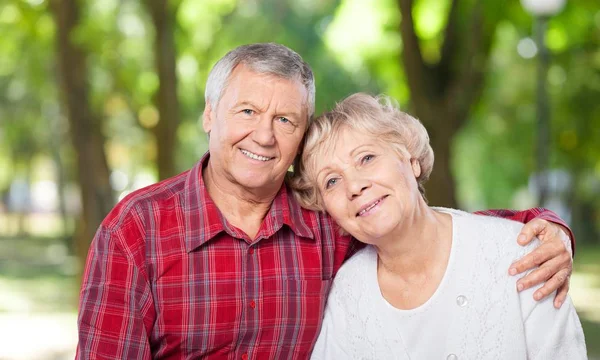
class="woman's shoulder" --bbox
[436,208,540,271]
[324,246,385,342]
[327,246,377,306]
[436,207,540,256]
[435,207,526,229]
[334,245,377,284]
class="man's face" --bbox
[203,65,309,195]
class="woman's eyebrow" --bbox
[316,166,333,181]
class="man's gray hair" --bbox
[205,43,316,120]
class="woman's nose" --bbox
[345,172,370,199]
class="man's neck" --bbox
[203,163,281,240]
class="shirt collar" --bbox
[183,153,314,253]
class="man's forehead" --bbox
[226,74,308,112]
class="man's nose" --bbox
[252,116,276,146]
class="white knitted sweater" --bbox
[311,209,587,360]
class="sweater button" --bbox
[456,295,468,307]
[241,353,248,360]
[447,354,458,360]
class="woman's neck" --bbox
[374,203,453,310]
[375,203,452,278]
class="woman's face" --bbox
[313,127,422,244]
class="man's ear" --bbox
[202,102,213,133]
[411,158,422,178]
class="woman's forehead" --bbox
[311,128,383,171]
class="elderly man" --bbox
[76,43,574,359]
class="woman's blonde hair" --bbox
[290,93,434,211]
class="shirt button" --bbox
[241,353,248,360]
[249,300,256,309]
[456,295,468,307]
[447,354,458,360]
[249,248,254,255]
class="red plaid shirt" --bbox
[76,154,573,360]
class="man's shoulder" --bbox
[102,169,191,230]
[296,204,333,231]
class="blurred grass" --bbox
[0,236,79,313]
[572,243,600,357]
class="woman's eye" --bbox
[325,178,338,189]
[362,154,375,163]
[242,109,254,115]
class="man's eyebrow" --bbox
[233,102,302,118]
[279,109,303,118]
[234,101,260,109]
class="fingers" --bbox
[509,243,556,275]
[556,225,573,257]
[554,280,570,309]
[517,219,549,245]
[515,254,563,291]
[530,268,571,303]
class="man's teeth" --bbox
[359,199,381,216]
[241,149,272,161]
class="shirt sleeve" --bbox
[520,288,587,359]
[473,208,576,255]
[76,225,154,360]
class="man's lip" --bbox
[240,148,275,159]
[356,195,388,216]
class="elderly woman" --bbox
[291,93,587,359]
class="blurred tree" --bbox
[49,0,114,262]
[454,1,600,243]
[144,0,181,180]
[201,0,368,113]
[396,0,507,207]
[0,1,66,237]
[2,0,597,244]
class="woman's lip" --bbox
[356,195,388,217]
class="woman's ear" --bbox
[411,158,422,178]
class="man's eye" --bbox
[278,117,291,124]
[242,109,254,115]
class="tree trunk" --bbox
[49,0,114,268]
[47,106,72,251]
[425,124,458,207]
[396,0,503,207]
[145,0,180,180]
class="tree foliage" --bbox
[0,0,598,244]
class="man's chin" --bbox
[235,175,282,192]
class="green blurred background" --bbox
[0,0,598,358]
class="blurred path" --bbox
[0,313,77,360]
